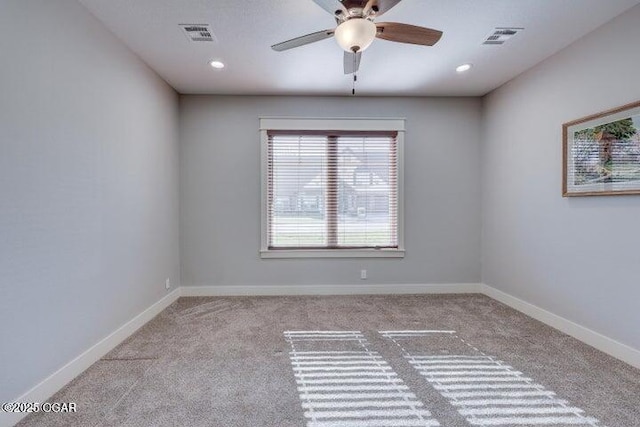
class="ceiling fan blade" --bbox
[364,0,403,17]
[344,51,362,74]
[271,29,335,52]
[375,22,443,46]
[312,0,348,16]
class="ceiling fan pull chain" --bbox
[352,53,357,95]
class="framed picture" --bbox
[563,100,640,196]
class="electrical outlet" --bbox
[360,269,367,280]
[165,278,171,290]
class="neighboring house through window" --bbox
[260,118,405,258]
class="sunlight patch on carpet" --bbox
[285,331,440,427]
[380,330,603,427]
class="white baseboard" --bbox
[1,288,181,427]
[482,283,640,370]
[181,283,482,297]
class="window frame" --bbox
[260,117,405,259]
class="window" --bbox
[260,118,404,258]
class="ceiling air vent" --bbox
[179,24,216,43]
[483,27,523,45]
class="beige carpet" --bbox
[18,294,640,426]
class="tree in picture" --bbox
[573,118,638,184]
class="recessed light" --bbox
[209,60,225,69]
[456,63,473,73]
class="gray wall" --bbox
[482,5,640,350]
[180,96,482,287]
[0,0,180,401]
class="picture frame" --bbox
[563,100,640,197]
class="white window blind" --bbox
[266,130,398,250]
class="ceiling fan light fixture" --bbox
[334,18,377,52]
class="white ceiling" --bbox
[79,0,640,96]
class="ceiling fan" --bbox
[271,0,443,74]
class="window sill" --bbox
[260,249,405,259]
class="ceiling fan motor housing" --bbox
[334,18,377,52]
